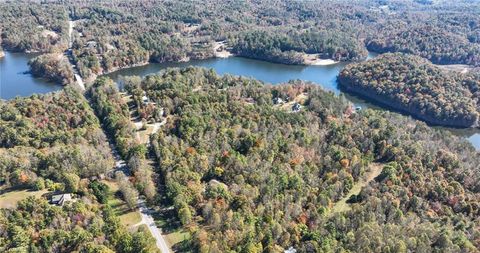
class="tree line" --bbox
[339,53,480,128]
[126,67,480,252]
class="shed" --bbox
[51,193,73,206]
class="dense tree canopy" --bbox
[114,67,480,252]
[0,197,158,252]
[3,0,480,83]
[0,89,113,190]
[339,53,480,127]
[28,53,75,85]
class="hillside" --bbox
[99,67,480,252]
[339,53,480,127]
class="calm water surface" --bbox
[107,56,382,109]
[0,52,61,99]
[1,51,478,150]
[106,54,479,150]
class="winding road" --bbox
[65,17,171,252]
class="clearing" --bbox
[102,180,142,228]
[331,163,383,214]
[0,189,49,209]
[303,53,339,66]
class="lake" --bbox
[0,52,61,100]
[1,51,478,150]
[107,55,383,109]
[106,54,480,150]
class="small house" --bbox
[273,97,284,105]
[285,247,297,253]
[50,193,73,206]
[292,102,301,112]
[85,40,97,49]
[142,95,150,105]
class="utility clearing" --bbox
[331,163,383,214]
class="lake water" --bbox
[107,55,384,109]
[106,54,480,150]
[0,51,478,150]
[0,52,61,100]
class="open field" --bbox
[0,189,50,209]
[331,163,383,213]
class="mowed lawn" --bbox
[0,189,49,209]
[102,180,142,228]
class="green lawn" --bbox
[105,181,142,228]
[0,189,49,209]
[165,230,190,247]
[331,163,383,214]
[154,208,191,248]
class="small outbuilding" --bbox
[273,97,284,105]
[50,193,73,206]
[292,102,301,112]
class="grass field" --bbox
[154,208,191,248]
[0,189,49,209]
[103,180,142,228]
[331,163,383,213]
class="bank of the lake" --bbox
[106,54,480,150]
[0,51,61,99]
[1,50,478,150]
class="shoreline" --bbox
[303,53,339,66]
[307,59,339,66]
[338,76,480,129]
[213,41,234,58]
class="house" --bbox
[50,193,73,206]
[292,102,301,112]
[142,95,150,105]
[85,40,97,49]
[142,91,156,106]
[273,97,284,105]
[285,247,297,253]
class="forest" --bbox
[3,0,480,83]
[0,197,158,252]
[0,89,158,252]
[0,3,68,53]
[0,88,112,188]
[88,78,157,204]
[28,53,75,85]
[1,1,480,252]
[339,53,480,128]
[107,67,479,252]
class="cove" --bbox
[106,54,480,151]
[0,50,477,150]
[0,52,61,100]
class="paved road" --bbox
[65,19,85,91]
[64,17,170,252]
[138,200,172,253]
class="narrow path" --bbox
[68,21,74,48]
[129,105,171,252]
[331,163,383,214]
[65,18,85,91]
[65,17,169,252]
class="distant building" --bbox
[292,102,301,112]
[50,193,73,206]
[142,95,150,105]
[285,247,297,253]
[273,97,284,105]
[85,40,97,49]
